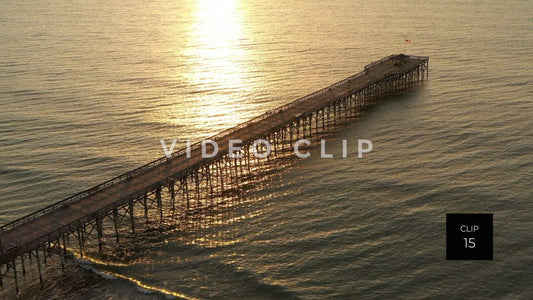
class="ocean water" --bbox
[1,0,532,299]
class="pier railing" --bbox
[364,54,397,70]
[0,54,428,234]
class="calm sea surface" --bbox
[0,0,532,298]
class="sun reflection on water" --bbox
[170,0,253,131]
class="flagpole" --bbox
[403,39,411,54]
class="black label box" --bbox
[446,213,493,260]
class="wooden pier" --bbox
[0,54,428,293]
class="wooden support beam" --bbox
[62,234,67,256]
[143,193,149,224]
[156,186,163,222]
[77,228,84,258]
[129,200,135,234]
[96,216,103,253]
[170,182,176,212]
[58,238,64,270]
[20,255,25,276]
[13,261,18,294]
[184,176,190,211]
[112,208,120,243]
[194,171,200,208]
[35,250,43,287]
